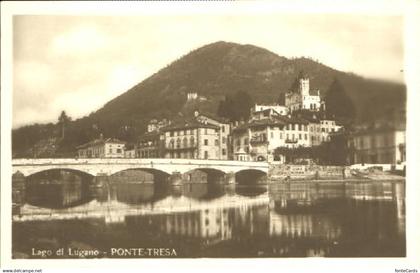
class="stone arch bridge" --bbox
[12,158,269,185]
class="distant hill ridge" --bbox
[12,41,406,157]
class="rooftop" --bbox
[162,119,219,132]
[76,138,125,149]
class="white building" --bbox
[162,120,222,160]
[251,104,289,116]
[187,92,198,101]
[285,77,321,112]
[308,118,343,146]
[231,116,310,162]
[187,92,207,102]
[147,118,171,133]
[77,137,126,158]
[195,111,231,160]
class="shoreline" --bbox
[268,177,405,184]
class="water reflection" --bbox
[12,173,405,258]
[25,170,93,208]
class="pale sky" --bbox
[13,14,404,128]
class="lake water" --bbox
[12,172,405,258]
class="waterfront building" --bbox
[123,143,136,158]
[162,119,222,160]
[347,124,406,165]
[231,116,310,162]
[77,137,125,158]
[307,119,342,146]
[195,111,231,160]
[285,77,321,112]
[136,131,164,158]
[137,111,231,160]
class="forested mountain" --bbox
[12,41,406,158]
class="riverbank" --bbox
[268,163,405,183]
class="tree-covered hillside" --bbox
[12,41,406,158]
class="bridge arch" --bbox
[109,167,171,177]
[25,167,95,179]
[25,168,94,209]
[235,169,268,185]
[183,168,226,184]
[233,167,268,175]
[109,168,171,188]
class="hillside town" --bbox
[76,75,406,168]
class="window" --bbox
[109,149,112,154]
[190,136,195,146]
[215,139,219,146]
[183,137,188,148]
[271,132,274,139]
[299,134,302,140]
[204,128,208,134]
[170,131,174,137]
[204,139,208,146]
[222,126,225,133]
[176,139,181,148]
[204,151,209,159]
[222,137,226,144]
[279,133,283,139]
[116,148,122,153]
[304,134,307,140]
[222,149,226,155]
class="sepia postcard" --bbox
[1,1,420,273]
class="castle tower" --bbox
[299,77,310,96]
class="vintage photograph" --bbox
[2,2,417,270]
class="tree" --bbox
[277,93,285,105]
[217,91,254,122]
[233,90,253,121]
[58,111,71,139]
[325,78,355,126]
